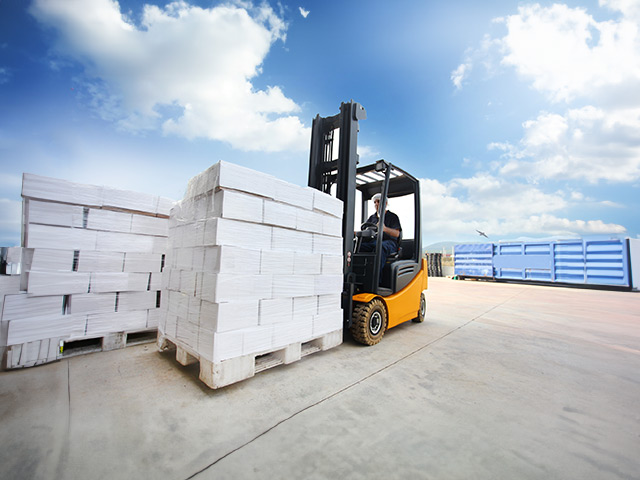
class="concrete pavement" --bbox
[1,278,639,479]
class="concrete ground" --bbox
[1,278,639,480]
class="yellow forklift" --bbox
[308,101,428,345]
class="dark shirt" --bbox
[365,210,402,244]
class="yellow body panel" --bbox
[352,258,428,329]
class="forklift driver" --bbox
[359,193,402,282]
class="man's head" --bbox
[372,193,382,212]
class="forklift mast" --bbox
[308,101,366,325]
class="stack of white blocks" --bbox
[1,174,174,369]
[0,248,22,366]
[159,161,344,385]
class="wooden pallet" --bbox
[3,328,158,369]
[158,329,343,389]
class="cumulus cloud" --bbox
[30,0,309,152]
[420,174,625,242]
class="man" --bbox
[359,193,402,283]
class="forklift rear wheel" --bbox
[412,291,427,323]
[350,299,387,346]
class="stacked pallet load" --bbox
[158,161,344,388]
[1,174,174,369]
[0,248,23,365]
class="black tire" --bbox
[350,299,387,346]
[412,291,427,323]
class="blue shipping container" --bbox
[454,243,493,278]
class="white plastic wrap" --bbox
[71,293,117,315]
[26,271,90,296]
[258,297,293,325]
[156,196,175,216]
[27,199,84,228]
[216,161,278,199]
[26,224,98,251]
[77,251,125,273]
[130,214,169,237]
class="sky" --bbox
[1,0,639,247]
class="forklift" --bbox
[308,101,428,345]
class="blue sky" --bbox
[1,0,639,247]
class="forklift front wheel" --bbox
[412,291,427,323]
[350,299,387,346]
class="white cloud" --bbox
[451,62,470,89]
[496,106,640,183]
[299,7,310,19]
[419,174,625,242]
[30,0,309,152]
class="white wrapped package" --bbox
[209,329,244,362]
[260,249,294,275]
[200,299,259,332]
[199,273,272,303]
[0,275,21,311]
[89,272,149,293]
[294,252,322,275]
[148,272,163,291]
[156,197,175,216]
[322,215,342,237]
[22,173,103,206]
[212,189,264,224]
[27,248,74,272]
[271,227,313,253]
[296,209,324,234]
[123,253,163,273]
[26,271,90,296]
[201,245,261,275]
[174,247,194,270]
[242,325,274,355]
[313,310,343,336]
[273,318,313,349]
[274,179,314,210]
[322,255,343,275]
[77,251,125,273]
[27,200,84,228]
[263,200,297,229]
[146,308,160,328]
[204,218,272,249]
[130,214,169,237]
[318,293,342,313]
[178,270,197,295]
[258,297,293,325]
[167,291,189,319]
[1,294,63,321]
[272,275,314,298]
[26,224,97,251]
[95,231,155,253]
[7,314,87,344]
[71,293,117,315]
[311,187,343,218]
[152,236,168,254]
[187,161,278,199]
[102,185,158,214]
[87,209,132,233]
[86,310,147,336]
[313,234,342,255]
[315,275,343,296]
[293,296,318,318]
[118,291,158,312]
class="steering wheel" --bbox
[360,221,378,232]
